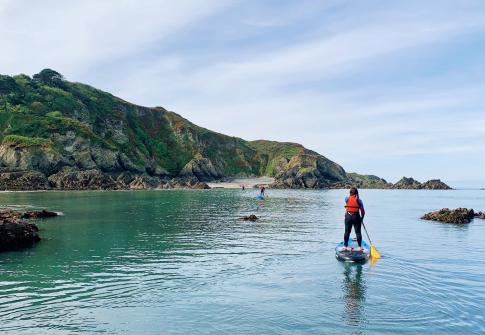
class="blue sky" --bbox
[1,0,485,186]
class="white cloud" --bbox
[0,0,229,77]
[2,0,485,181]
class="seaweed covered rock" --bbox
[0,221,40,251]
[421,208,475,223]
[0,209,58,252]
[22,210,58,219]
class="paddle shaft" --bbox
[361,220,373,245]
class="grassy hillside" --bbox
[0,69,450,190]
[0,69,350,184]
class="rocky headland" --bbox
[0,208,58,251]
[421,208,485,224]
[0,69,451,191]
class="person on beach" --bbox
[343,187,365,251]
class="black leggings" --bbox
[344,213,362,247]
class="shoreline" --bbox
[207,177,275,189]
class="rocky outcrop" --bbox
[421,208,481,223]
[0,170,50,190]
[240,214,258,221]
[21,210,58,219]
[421,179,452,190]
[161,177,210,189]
[392,177,451,190]
[0,70,454,191]
[393,177,422,189]
[0,143,66,176]
[179,157,222,181]
[475,211,485,219]
[0,209,58,252]
[271,154,347,188]
[48,167,118,190]
[345,173,392,189]
[128,175,161,189]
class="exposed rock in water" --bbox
[345,173,392,189]
[393,177,451,190]
[393,177,422,189]
[421,179,452,190]
[0,209,58,252]
[22,210,58,219]
[421,208,476,223]
[241,214,258,221]
[474,211,485,219]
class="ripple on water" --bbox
[0,189,484,334]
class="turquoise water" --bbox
[0,189,484,334]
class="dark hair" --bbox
[350,187,359,196]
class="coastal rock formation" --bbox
[48,167,118,190]
[179,156,222,181]
[421,208,478,223]
[21,209,58,219]
[393,177,422,189]
[475,211,485,219]
[0,141,66,175]
[343,173,392,189]
[0,69,451,191]
[421,179,452,190]
[161,177,210,189]
[392,177,451,190]
[0,170,50,190]
[128,175,161,189]
[241,214,258,221]
[270,153,347,189]
[0,209,58,252]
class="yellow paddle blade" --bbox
[370,245,381,259]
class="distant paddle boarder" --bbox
[260,186,266,197]
[343,187,365,251]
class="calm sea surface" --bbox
[0,189,484,334]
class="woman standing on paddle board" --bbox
[343,187,365,251]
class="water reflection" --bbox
[342,263,366,331]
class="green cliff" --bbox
[0,69,450,190]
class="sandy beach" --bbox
[207,177,274,189]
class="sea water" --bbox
[0,189,484,334]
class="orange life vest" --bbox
[345,195,361,213]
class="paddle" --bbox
[362,220,381,259]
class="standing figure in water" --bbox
[260,186,266,197]
[343,187,365,251]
